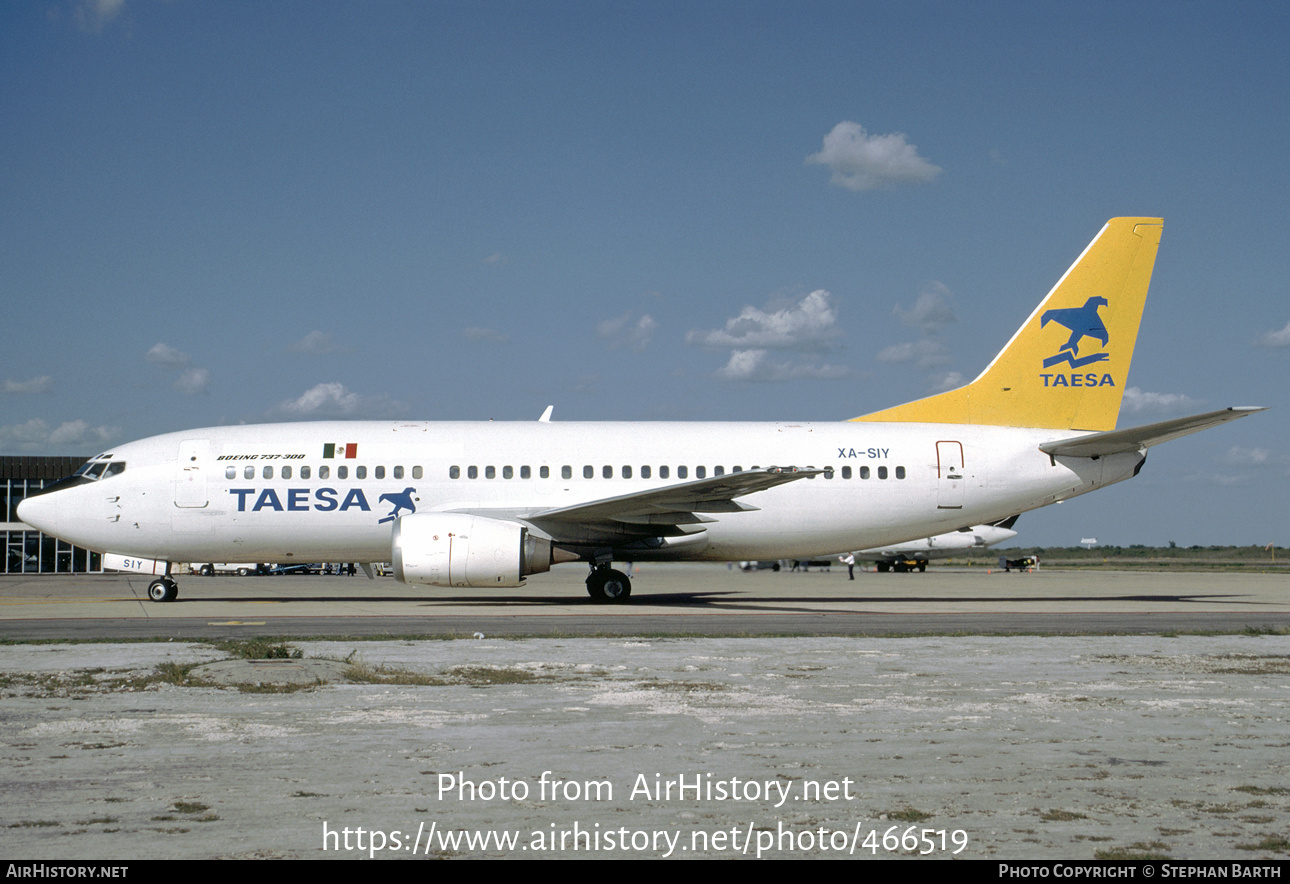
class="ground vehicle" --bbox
[191,562,268,576]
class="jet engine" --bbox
[391,513,553,587]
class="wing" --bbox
[462,466,821,545]
[1039,407,1265,458]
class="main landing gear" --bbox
[147,575,178,603]
[585,564,632,603]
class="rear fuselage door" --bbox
[936,440,964,509]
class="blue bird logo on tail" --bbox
[377,487,418,524]
[1041,296,1111,368]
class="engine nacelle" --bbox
[392,513,552,587]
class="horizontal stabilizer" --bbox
[1039,407,1265,458]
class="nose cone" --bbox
[16,493,57,535]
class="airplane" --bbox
[860,516,1020,572]
[17,218,1263,604]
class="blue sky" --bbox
[2,0,1286,547]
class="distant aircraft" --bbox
[860,517,1019,572]
[17,218,1263,603]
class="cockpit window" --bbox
[73,460,126,481]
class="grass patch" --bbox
[1095,842,1171,860]
[1041,809,1088,821]
[886,807,933,823]
[1234,785,1290,796]
[205,639,302,660]
[1236,835,1290,854]
[171,801,209,814]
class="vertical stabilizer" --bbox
[852,217,1163,431]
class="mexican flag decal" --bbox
[323,443,358,459]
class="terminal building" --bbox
[2,455,104,574]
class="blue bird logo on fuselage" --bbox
[378,487,418,524]
[1040,296,1110,368]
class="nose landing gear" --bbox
[147,576,178,603]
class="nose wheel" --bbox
[586,565,631,603]
[147,577,178,603]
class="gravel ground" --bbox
[2,635,1288,860]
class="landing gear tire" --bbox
[147,577,178,603]
[917,561,927,572]
[586,567,632,603]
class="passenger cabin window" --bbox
[468,466,478,479]
[696,466,706,478]
[641,465,651,479]
[878,466,888,479]
[283,466,292,479]
[413,466,422,479]
[263,466,273,480]
[450,466,460,479]
[301,465,311,479]
[226,466,236,479]
[486,466,496,479]
[660,466,669,479]
[842,466,852,479]
[895,466,906,479]
[603,465,612,479]
[677,466,688,479]
[583,466,593,479]
[562,466,572,479]
[319,466,329,479]
[375,466,385,479]
[356,466,366,479]
[394,466,404,479]
[503,466,513,479]
[860,466,870,479]
[244,466,254,480]
[523,466,533,479]
[338,466,348,479]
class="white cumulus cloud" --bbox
[597,312,658,352]
[689,290,851,383]
[288,331,351,355]
[274,383,407,419]
[687,290,841,353]
[0,419,119,453]
[145,343,210,394]
[1120,386,1202,416]
[894,282,957,334]
[806,121,942,192]
[714,350,850,383]
[3,376,54,394]
[1255,320,1290,348]
[876,338,951,369]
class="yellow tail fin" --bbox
[852,217,1163,431]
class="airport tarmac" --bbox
[2,567,1288,860]
[1,564,1288,639]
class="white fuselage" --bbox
[19,420,1142,569]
